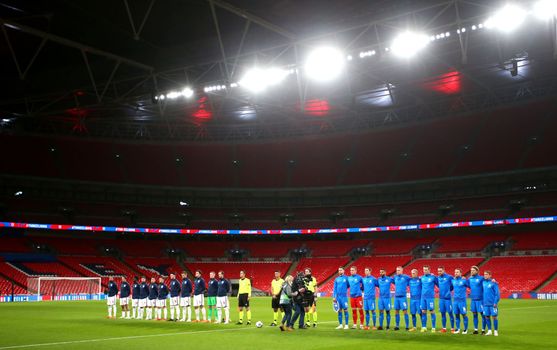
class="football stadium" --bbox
[1,0,557,349]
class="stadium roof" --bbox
[1,0,557,141]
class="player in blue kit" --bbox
[420,266,437,332]
[482,271,500,337]
[348,266,364,329]
[377,268,393,330]
[106,276,118,319]
[452,268,469,334]
[169,273,181,321]
[393,266,410,331]
[119,277,131,319]
[408,269,422,331]
[437,266,455,333]
[147,277,158,320]
[468,266,486,334]
[362,267,378,330]
[179,271,193,322]
[131,276,140,319]
[333,267,350,330]
[157,276,169,320]
[138,276,148,319]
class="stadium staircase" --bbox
[534,271,557,292]
[285,260,299,277]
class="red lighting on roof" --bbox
[423,70,462,95]
[192,96,213,120]
[303,99,330,116]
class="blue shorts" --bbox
[336,297,349,310]
[439,298,453,313]
[394,297,408,311]
[483,306,498,317]
[453,300,467,315]
[420,297,435,311]
[470,300,484,313]
[378,297,391,311]
[363,298,376,311]
[410,299,420,314]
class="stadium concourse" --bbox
[1,0,557,348]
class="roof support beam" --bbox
[205,0,297,40]
[0,18,154,72]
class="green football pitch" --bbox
[0,298,556,350]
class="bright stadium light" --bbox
[485,4,527,33]
[304,47,345,82]
[239,67,289,93]
[181,87,194,98]
[390,31,430,58]
[166,91,182,99]
[533,0,557,20]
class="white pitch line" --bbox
[0,327,252,350]
[0,321,339,350]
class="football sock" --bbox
[386,311,391,328]
[365,310,370,326]
[404,314,409,328]
[338,312,343,325]
[201,308,207,321]
[412,314,417,327]
[247,310,251,322]
[493,318,498,331]
[431,313,437,329]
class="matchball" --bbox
[255,321,263,328]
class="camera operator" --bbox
[289,272,307,329]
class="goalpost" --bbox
[27,277,102,300]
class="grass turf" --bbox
[0,298,555,349]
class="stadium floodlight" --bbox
[238,67,289,93]
[166,91,182,99]
[304,46,345,82]
[533,0,557,20]
[181,87,194,98]
[485,4,527,33]
[390,31,430,58]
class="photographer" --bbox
[289,272,307,329]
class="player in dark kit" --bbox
[207,271,219,322]
[106,276,118,319]
[157,276,169,320]
[179,272,193,322]
[147,277,158,320]
[169,273,181,321]
[131,276,140,319]
[119,277,131,319]
[138,276,148,320]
